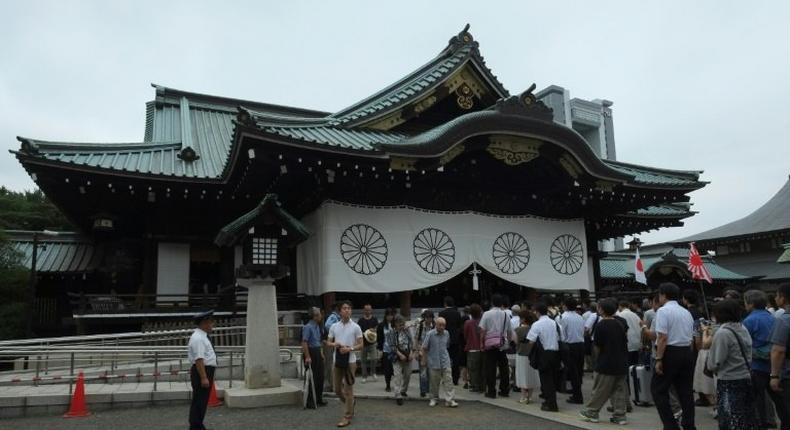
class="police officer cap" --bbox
[194,310,215,325]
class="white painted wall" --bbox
[156,242,190,299]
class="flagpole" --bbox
[698,279,710,318]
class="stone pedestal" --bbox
[238,276,281,389]
[223,381,302,408]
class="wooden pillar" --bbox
[399,291,412,318]
[322,292,336,314]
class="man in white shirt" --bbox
[479,294,514,399]
[652,283,695,430]
[616,300,643,366]
[525,302,563,412]
[328,301,363,428]
[561,297,586,404]
[188,310,217,430]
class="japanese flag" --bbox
[634,248,647,285]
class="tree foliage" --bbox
[0,187,72,340]
[0,187,73,231]
[0,230,29,340]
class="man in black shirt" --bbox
[579,299,629,425]
[439,296,463,385]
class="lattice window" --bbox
[251,237,278,265]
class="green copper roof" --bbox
[630,204,694,218]
[214,194,310,248]
[245,108,407,151]
[600,248,755,282]
[601,160,703,187]
[7,231,100,273]
[779,244,790,264]
[329,25,508,127]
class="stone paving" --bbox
[0,370,722,429]
[343,371,719,430]
[1,398,578,430]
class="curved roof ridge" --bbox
[16,136,180,153]
[675,175,790,243]
[602,159,703,178]
[241,106,337,128]
[329,25,509,125]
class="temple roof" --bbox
[328,24,509,127]
[675,176,790,243]
[779,243,790,264]
[214,194,310,247]
[10,26,707,237]
[600,247,755,282]
[6,230,100,274]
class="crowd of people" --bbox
[301,282,790,430]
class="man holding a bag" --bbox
[479,294,514,399]
[327,301,363,428]
[525,302,563,412]
[388,315,414,406]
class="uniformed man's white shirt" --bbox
[654,300,693,346]
[328,319,363,364]
[526,315,562,351]
[188,328,217,366]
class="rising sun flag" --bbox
[688,242,713,284]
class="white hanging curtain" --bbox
[296,201,591,295]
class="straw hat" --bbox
[364,328,377,344]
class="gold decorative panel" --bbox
[486,136,543,166]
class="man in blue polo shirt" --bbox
[769,283,790,429]
[302,307,327,407]
[743,289,782,429]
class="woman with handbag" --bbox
[377,308,396,393]
[514,309,540,404]
[693,319,716,412]
[705,299,759,430]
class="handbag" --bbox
[335,349,351,368]
[528,338,543,369]
[484,314,508,350]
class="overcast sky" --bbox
[1,1,788,245]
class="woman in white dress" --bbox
[693,320,716,409]
[514,309,540,403]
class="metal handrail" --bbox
[0,324,304,348]
[0,346,299,393]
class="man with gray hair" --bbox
[422,317,458,408]
[301,307,326,407]
[743,289,783,429]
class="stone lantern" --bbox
[214,194,309,406]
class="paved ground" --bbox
[2,398,576,430]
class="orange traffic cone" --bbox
[64,371,91,418]
[207,382,222,407]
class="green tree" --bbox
[0,230,28,340]
[0,187,73,230]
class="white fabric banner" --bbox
[296,202,590,295]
